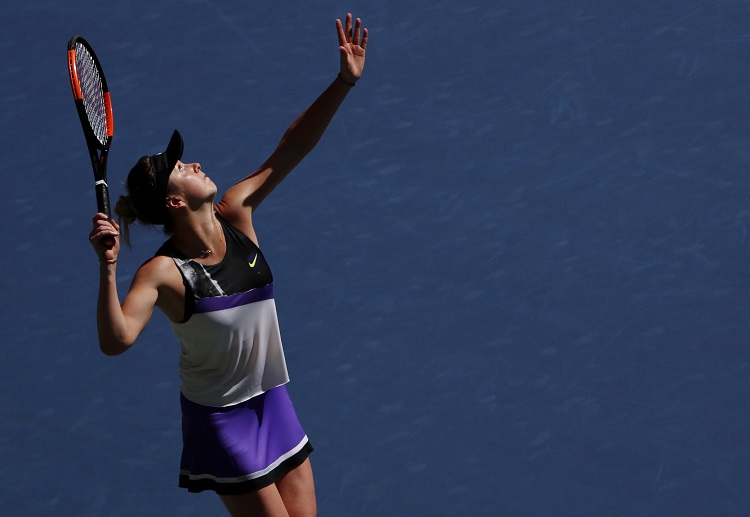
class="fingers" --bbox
[352,17,361,46]
[336,13,366,49]
[89,226,118,245]
[90,213,120,251]
[91,213,118,232]
[336,17,346,46]
[336,14,352,46]
[91,212,108,224]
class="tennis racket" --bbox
[67,36,115,231]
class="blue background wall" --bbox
[2,1,750,515]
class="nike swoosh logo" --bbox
[248,254,258,268]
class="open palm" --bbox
[337,13,368,85]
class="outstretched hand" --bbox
[337,13,368,85]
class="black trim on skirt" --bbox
[179,441,314,494]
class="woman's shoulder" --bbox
[133,255,180,287]
[214,203,259,246]
[133,254,187,321]
[154,238,183,259]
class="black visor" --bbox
[149,129,184,202]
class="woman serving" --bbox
[89,13,367,517]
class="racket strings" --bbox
[75,43,108,145]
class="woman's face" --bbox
[167,160,217,204]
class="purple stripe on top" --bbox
[194,283,274,314]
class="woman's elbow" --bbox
[99,339,132,356]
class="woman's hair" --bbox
[113,156,174,246]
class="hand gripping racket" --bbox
[67,36,115,234]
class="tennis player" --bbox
[89,13,367,517]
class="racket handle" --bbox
[95,180,111,218]
[95,180,115,249]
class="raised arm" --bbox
[90,214,162,355]
[217,13,368,226]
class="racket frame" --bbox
[67,35,114,218]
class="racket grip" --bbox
[95,180,112,219]
[95,180,115,249]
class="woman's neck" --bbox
[171,211,225,261]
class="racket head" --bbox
[68,36,115,227]
[67,36,114,151]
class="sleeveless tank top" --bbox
[155,214,289,407]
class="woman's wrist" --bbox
[337,73,356,87]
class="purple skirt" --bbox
[178,385,313,494]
